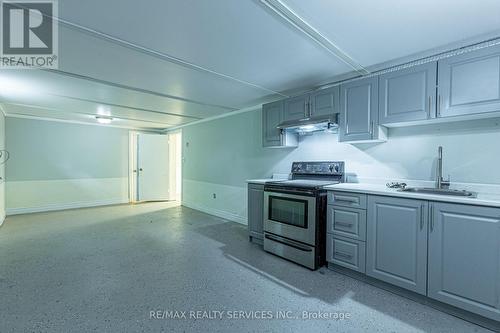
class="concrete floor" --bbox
[0,202,494,333]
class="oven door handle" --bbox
[264,187,316,196]
[265,234,313,252]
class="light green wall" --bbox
[0,111,5,222]
[182,108,500,223]
[6,117,129,181]
[183,109,500,186]
[182,109,293,187]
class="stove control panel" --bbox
[291,161,344,175]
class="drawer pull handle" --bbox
[265,234,312,252]
[437,94,441,117]
[335,222,354,228]
[430,204,435,232]
[334,196,358,203]
[420,204,424,230]
[428,95,432,115]
[335,251,353,259]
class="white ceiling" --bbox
[1,0,500,130]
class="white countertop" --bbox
[323,183,500,208]
[247,174,289,185]
[246,179,274,184]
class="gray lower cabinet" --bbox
[326,191,367,273]
[329,192,500,321]
[247,183,264,244]
[328,191,367,209]
[339,77,384,142]
[327,234,366,273]
[428,202,500,321]
[438,44,500,118]
[379,61,437,125]
[262,101,298,148]
[327,205,366,241]
[366,196,428,295]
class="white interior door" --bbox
[137,133,170,201]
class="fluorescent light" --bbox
[97,105,111,116]
[95,116,113,124]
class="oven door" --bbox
[263,190,316,246]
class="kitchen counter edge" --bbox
[324,184,500,208]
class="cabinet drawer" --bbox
[328,191,367,209]
[326,235,366,273]
[327,206,366,241]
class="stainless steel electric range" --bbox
[263,161,345,270]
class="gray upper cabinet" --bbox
[283,87,340,122]
[367,196,428,295]
[379,62,437,125]
[310,86,340,118]
[339,77,380,142]
[262,101,298,148]
[428,202,500,321]
[438,44,500,118]
[248,183,264,244]
[283,94,309,121]
[262,101,283,147]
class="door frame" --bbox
[128,130,182,203]
[128,131,139,203]
[167,129,182,202]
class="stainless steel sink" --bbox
[399,187,477,197]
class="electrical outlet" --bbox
[212,193,216,199]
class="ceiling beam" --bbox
[2,103,173,130]
[3,111,165,131]
[47,94,203,120]
[260,0,369,75]
[7,2,288,100]
[59,21,288,96]
[45,69,238,112]
[165,104,263,132]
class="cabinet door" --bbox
[379,62,437,124]
[262,101,282,147]
[283,94,309,121]
[428,203,500,321]
[248,184,264,242]
[438,45,500,118]
[310,86,340,118]
[367,196,428,295]
[327,235,366,273]
[339,77,379,142]
[327,205,367,241]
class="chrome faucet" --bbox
[436,146,450,189]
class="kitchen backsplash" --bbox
[183,109,500,187]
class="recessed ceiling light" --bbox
[95,116,113,124]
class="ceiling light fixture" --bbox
[95,116,113,124]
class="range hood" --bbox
[277,114,339,134]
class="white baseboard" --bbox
[6,198,129,216]
[0,214,5,227]
[182,200,247,225]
